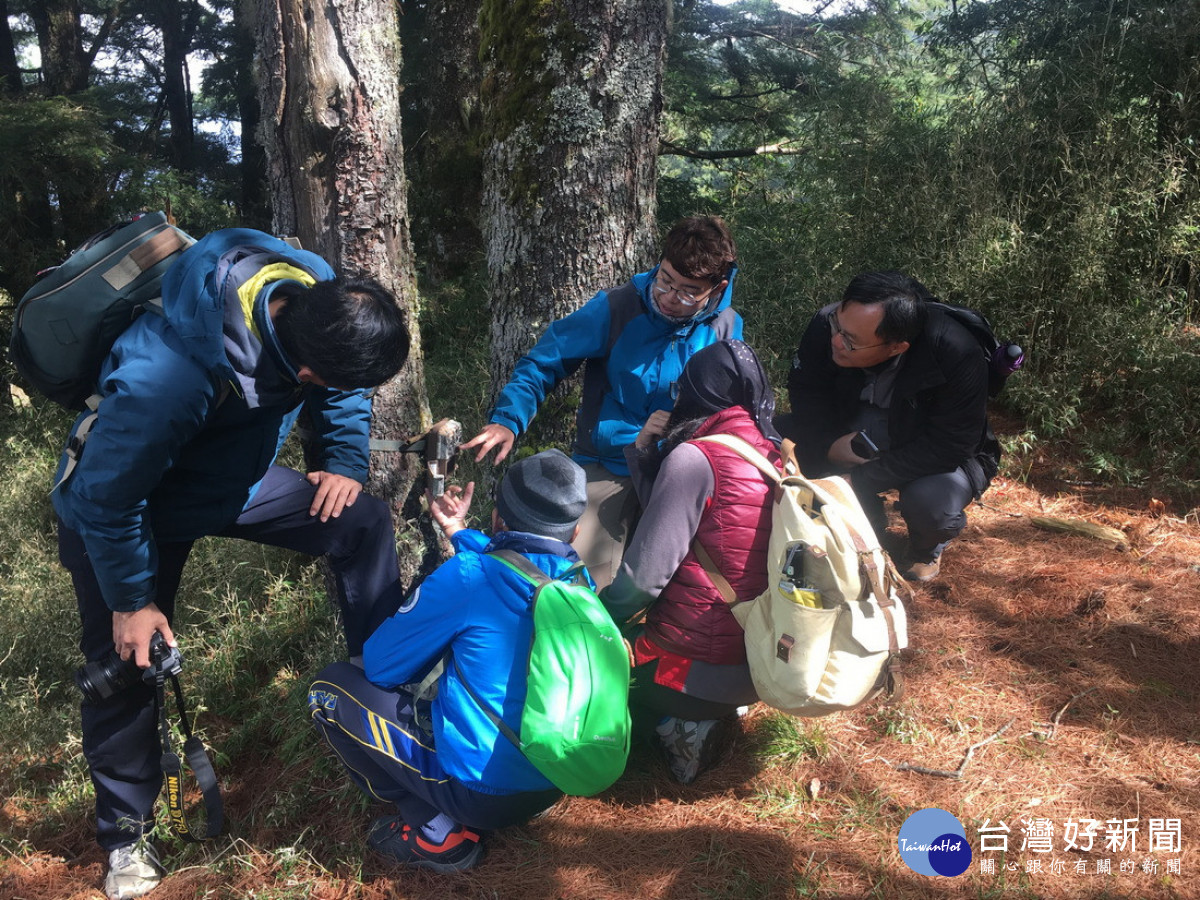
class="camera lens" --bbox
[74,653,142,703]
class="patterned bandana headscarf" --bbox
[673,339,782,447]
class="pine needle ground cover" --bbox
[1,411,1197,900]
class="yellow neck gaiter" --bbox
[237,262,317,339]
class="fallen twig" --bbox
[1031,688,1096,741]
[973,499,1024,518]
[892,717,1016,779]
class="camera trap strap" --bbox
[153,661,224,842]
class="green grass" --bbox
[867,705,932,745]
[692,837,797,900]
[0,399,352,841]
[752,711,831,764]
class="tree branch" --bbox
[84,4,121,74]
[700,28,824,59]
[659,139,806,160]
[890,717,1016,779]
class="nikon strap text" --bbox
[152,642,224,842]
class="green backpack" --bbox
[457,549,632,796]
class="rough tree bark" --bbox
[254,0,440,586]
[478,0,669,441]
[402,0,485,281]
[29,0,89,95]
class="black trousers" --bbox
[61,465,400,851]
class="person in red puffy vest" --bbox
[600,340,782,784]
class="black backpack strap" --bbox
[576,281,644,459]
[489,548,552,586]
[153,654,223,842]
[454,551,580,759]
[450,655,524,753]
[53,405,101,492]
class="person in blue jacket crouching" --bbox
[308,449,590,873]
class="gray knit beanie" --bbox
[495,449,587,541]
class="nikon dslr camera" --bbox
[75,631,184,703]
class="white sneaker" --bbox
[105,843,164,899]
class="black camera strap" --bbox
[153,656,224,842]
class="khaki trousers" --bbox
[571,463,639,590]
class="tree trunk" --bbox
[153,0,197,171]
[25,0,108,244]
[479,0,668,444]
[254,0,439,587]
[0,0,23,94]
[402,0,485,281]
[229,1,270,228]
[29,0,89,94]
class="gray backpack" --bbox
[9,212,194,410]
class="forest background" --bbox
[0,0,1198,898]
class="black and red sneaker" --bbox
[367,815,484,873]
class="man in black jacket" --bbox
[783,271,999,582]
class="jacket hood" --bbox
[159,228,336,377]
[635,263,738,330]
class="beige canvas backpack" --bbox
[692,435,909,717]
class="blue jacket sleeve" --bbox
[451,529,490,554]
[489,291,613,436]
[363,546,482,688]
[52,326,220,612]
[301,388,372,479]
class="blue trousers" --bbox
[308,662,560,831]
[61,465,401,851]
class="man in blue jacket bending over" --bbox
[52,228,409,899]
[461,216,741,589]
[308,449,588,872]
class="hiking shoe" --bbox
[105,843,164,900]
[367,815,484,873]
[655,717,725,785]
[903,555,941,582]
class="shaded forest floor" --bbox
[2,415,1199,900]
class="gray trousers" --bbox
[855,466,976,559]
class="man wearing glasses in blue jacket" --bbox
[462,216,742,589]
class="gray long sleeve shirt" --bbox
[601,442,713,624]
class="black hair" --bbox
[657,413,709,460]
[274,276,410,388]
[841,270,930,344]
[661,215,738,283]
